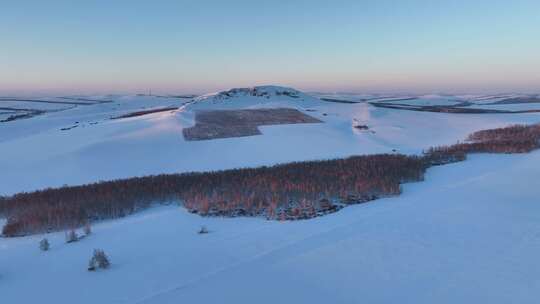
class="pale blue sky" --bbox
[1,0,539,95]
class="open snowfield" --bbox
[2,86,540,303]
[1,87,539,195]
[1,151,539,304]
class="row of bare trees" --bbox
[425,123,540,160]
[1,123,539,237]
[0,154,425,236]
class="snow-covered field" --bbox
[1,86,540,303]
[1,151,539,304]
[1,87,538,195]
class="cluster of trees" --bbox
[88,249,110,271]
[0,154,425,236]
[467,124,540,144]
[426,123,540,159]
[2,123,538,237]
[36,224,110,272]
[181,154,425,219]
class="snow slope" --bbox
[2,86,540,304]
[1,151,539,304]
[1,86,539,195]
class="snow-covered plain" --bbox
[1,151,539,304]
[1,86,540,303]
[1,87,539,195]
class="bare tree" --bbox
[198,226,209,234]
[39,238,50,251]
[88,249,110,271]
[83,223,92,236]
[65,230,78,243]
[88,256,96,271]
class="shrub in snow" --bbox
[198,226,209,234]
[88,249,110,271]
[39,238,50,251]
[65,230,78,243]
[83,223,92,236]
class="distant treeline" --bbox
[1,123,539,237]
[426,123,540,157]
[112,107,179,119]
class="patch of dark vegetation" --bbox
[183,108,322,141]
[1,123,539,237]
[0,154,425,236]
[352,119,369,130]
[170,95,198,99]
[1,113,33,122]
[158,94,197,99]
[426,124,540,160]
[0,109,45,123]
[372,97,418,102]
[60,125,78,131]
[370,102,540,114]
[0,98,97,106]
[488,96,540,105]
[137,94,197,99]
[112,107,179,119]
[57,97,114,104]
[320,98,358,104]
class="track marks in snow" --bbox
[131,216,366,304]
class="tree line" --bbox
[425,123,540,158]
[1,123,539,237]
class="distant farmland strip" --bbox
[0,108,45,123]
[319,98,358,104]
[112,107,179,119]
[183,108,322,141]
[57,97,114,103]
[488,96,540,105]
[370,102,540,114]
[0,98,106,106]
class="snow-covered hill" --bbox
[194,85,307,102]
[1,86,538,195]
[189,85,322,110]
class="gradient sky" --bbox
[1,0,539,95]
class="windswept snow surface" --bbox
[1,151,539,304]
[1,87,539,195]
